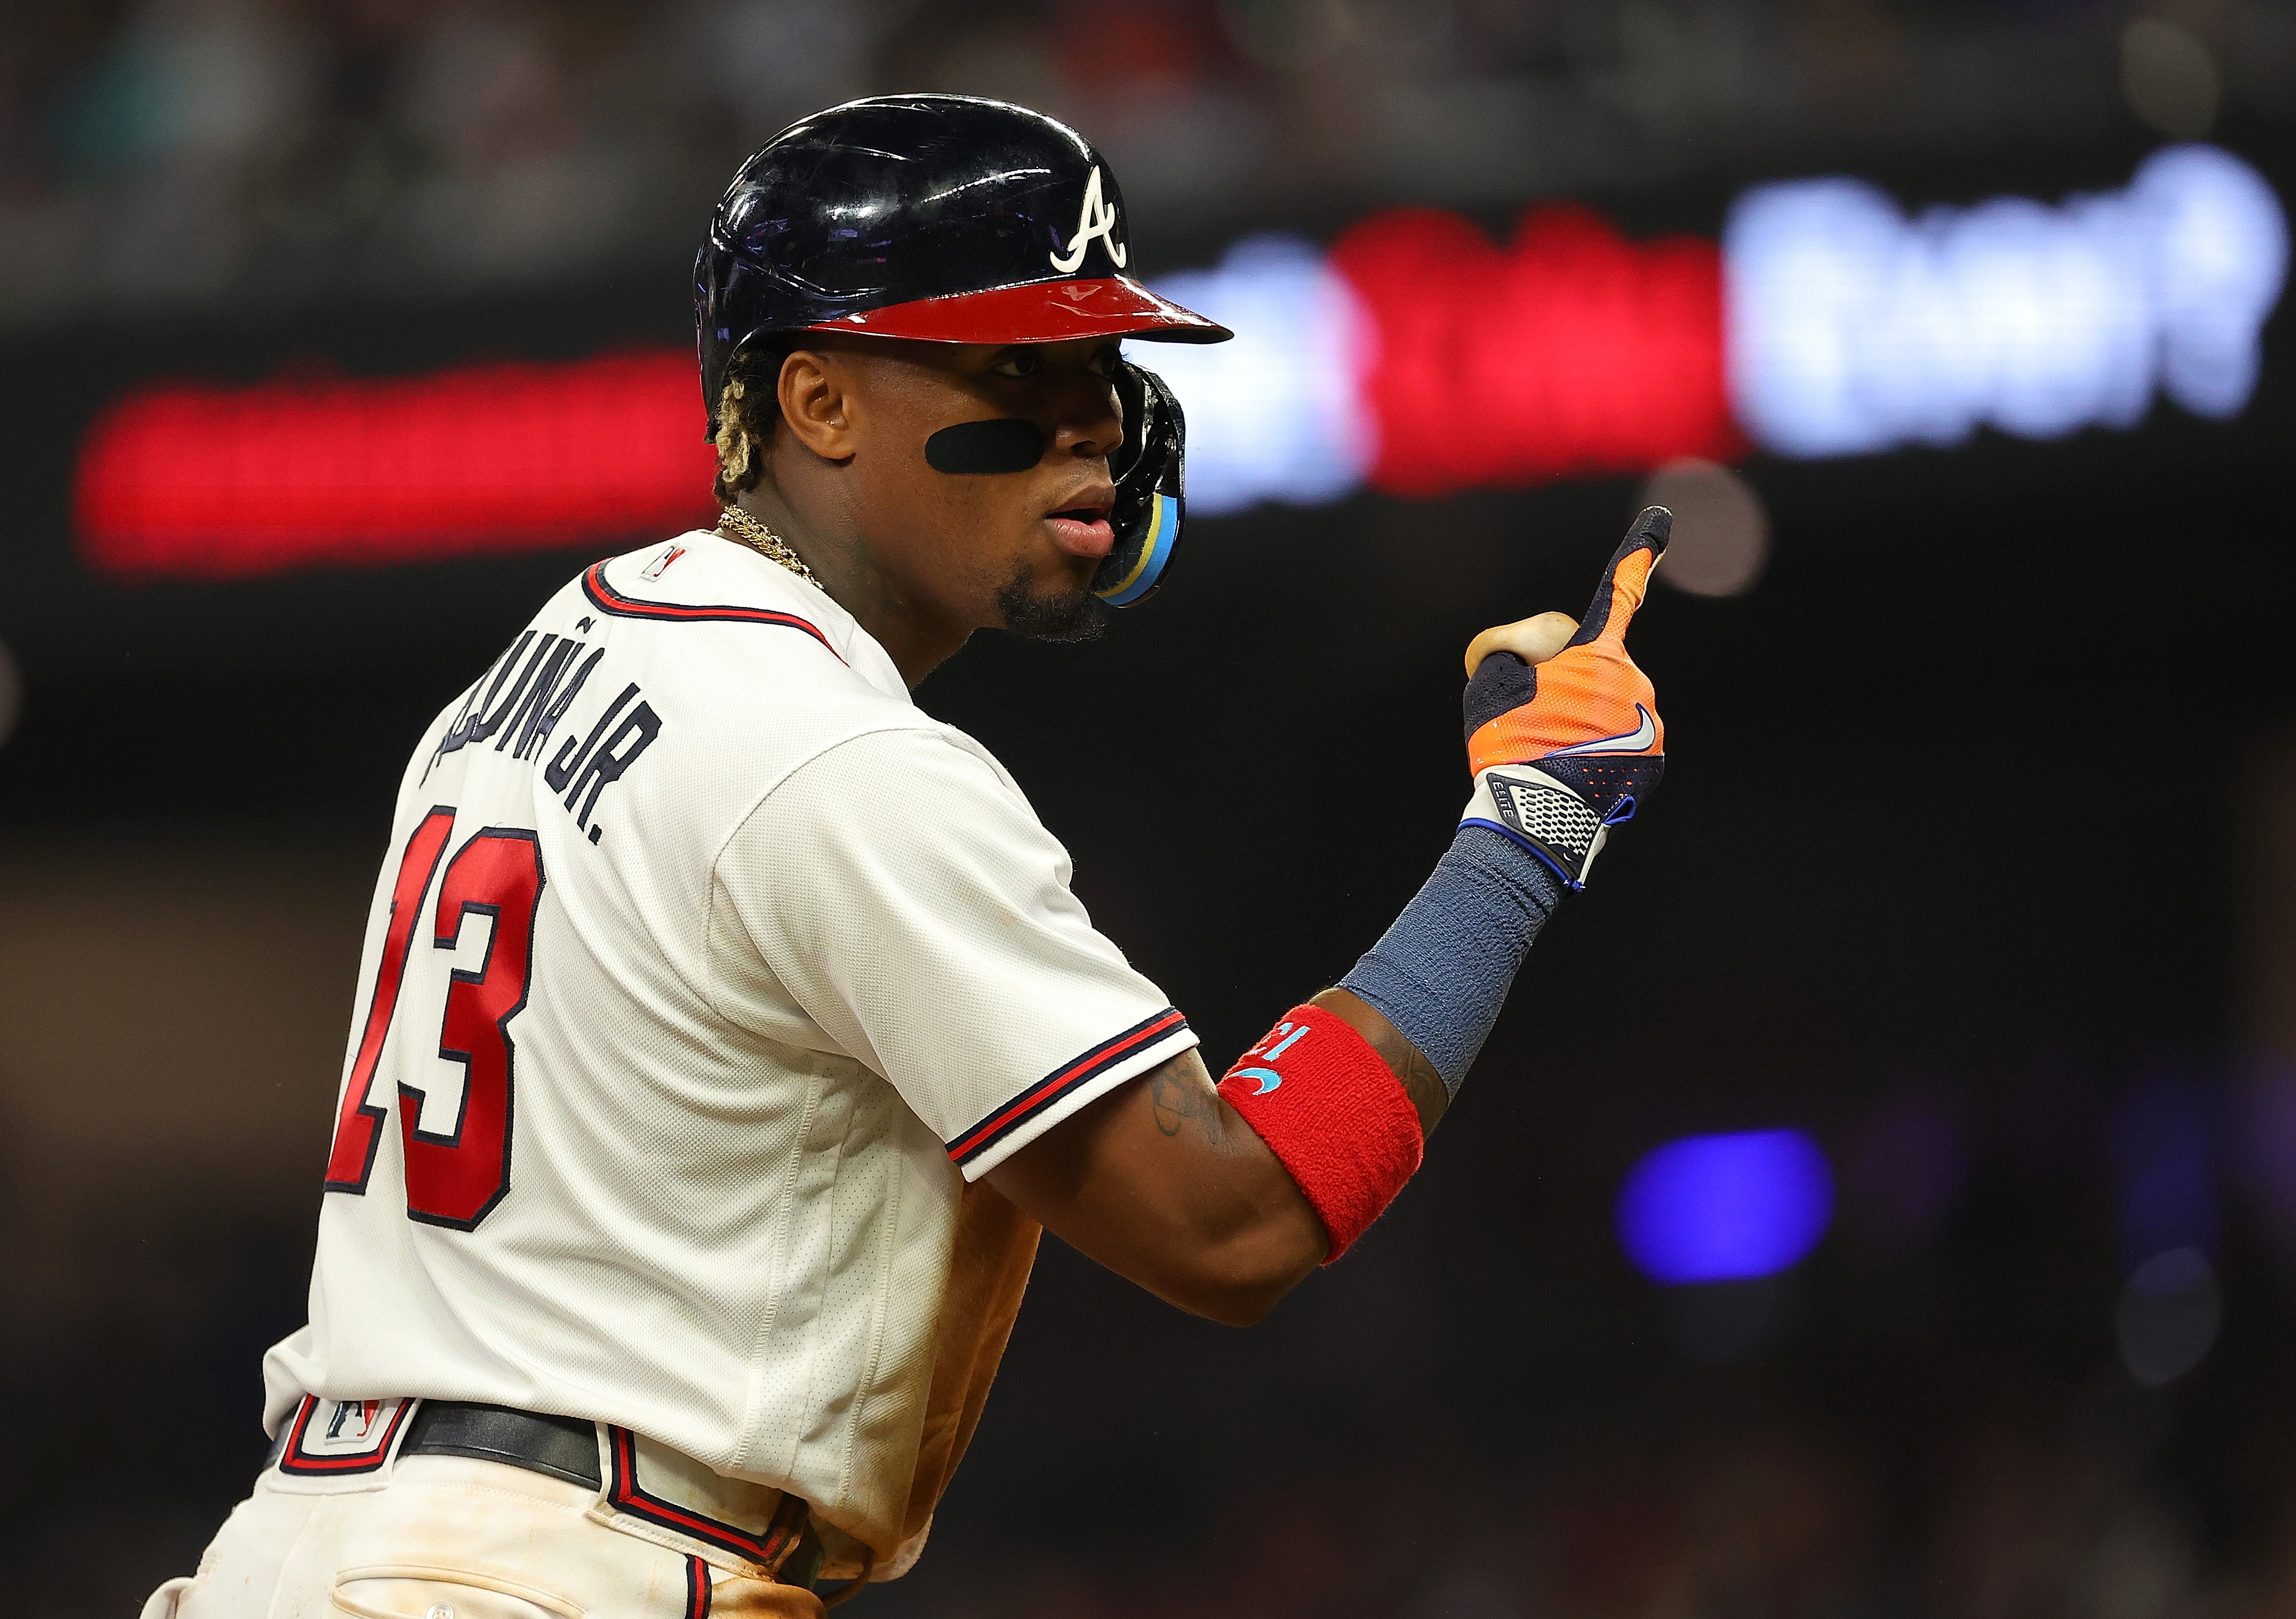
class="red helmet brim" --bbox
[804,277,1231,345]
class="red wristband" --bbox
[1218,1004,1424,1262]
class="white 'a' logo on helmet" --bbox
[1050,166,1126,274]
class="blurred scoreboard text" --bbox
[76,145,2287,581]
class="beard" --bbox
[994,561,1108,644]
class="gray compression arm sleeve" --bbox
[1337,823,1564,1096]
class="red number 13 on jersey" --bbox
[324,808,545,1229]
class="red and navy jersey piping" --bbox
[946,1007,1191,1169]
[582,564,846,664]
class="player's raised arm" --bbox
[988,509,1673,1325]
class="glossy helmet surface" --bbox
[696,93,1229,432]
[694,94,1227,605]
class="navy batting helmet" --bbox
[695,94,1229,606]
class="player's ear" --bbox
[777,349,857,463]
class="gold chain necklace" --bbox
[716,505,819,588]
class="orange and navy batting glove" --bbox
[1460,506,1669,889]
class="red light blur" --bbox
[76,350,717,581]
[1330,204,1740,498]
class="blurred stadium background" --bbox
[4,0,2296,1613]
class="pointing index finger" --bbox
[1569,506,1672,648]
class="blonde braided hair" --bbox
[711,338,799,504]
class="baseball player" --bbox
[145,94,1670,1618]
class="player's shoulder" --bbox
[787,717,1023,806]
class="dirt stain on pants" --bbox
[142,1455,828,1619]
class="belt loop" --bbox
[265,1396,419,1490]
[817,1548,875,1609]
[595,1425,813,1575]
[772,1518,825,1589]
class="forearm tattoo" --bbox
[1148,1066,1219,1138]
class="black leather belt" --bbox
[403,1400,602,1487]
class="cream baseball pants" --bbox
[141,1453,827,1619]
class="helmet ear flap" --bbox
[1094,362,1187,607]
[1109,361,1152,485]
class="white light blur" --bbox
[2122,18,2219,140]
[1725,145,2289,459]
[1142,234,1376,515]
[2116,1246,2222,1387]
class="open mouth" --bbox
[1043,495,1116,560]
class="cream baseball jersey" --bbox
[262,531,1198,1566]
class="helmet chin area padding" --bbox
[924,419,1046,474]
[1093,362,1187,608]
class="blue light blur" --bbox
[1618,1130,1836,1284]
[2110,1079,2221,1268]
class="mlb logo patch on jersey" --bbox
[641,543,687,580]
[276,1394,414,1475]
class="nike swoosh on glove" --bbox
[1460,506,1669,889]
